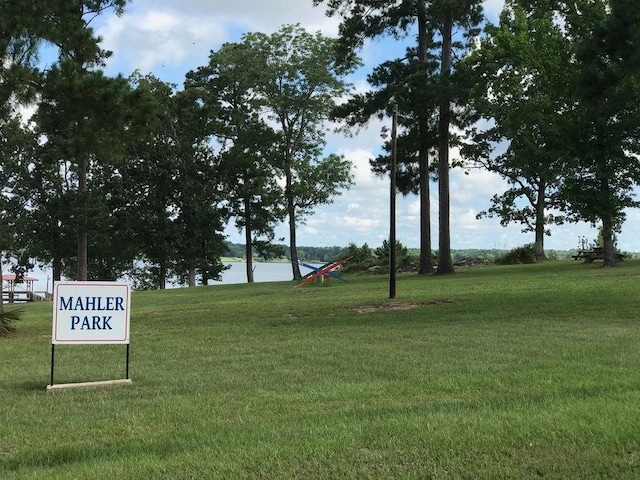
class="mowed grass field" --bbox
[2,260,640,479]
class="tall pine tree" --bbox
[314,0,482,275]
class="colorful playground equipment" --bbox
[294,257,352,288]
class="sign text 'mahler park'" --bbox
[52,282,130,344]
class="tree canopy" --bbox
[461,0,573,258]
[463,0,640,266]
[1,0,640,292]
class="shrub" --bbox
[0,308,23,336]
[375,240,408,265]
[341,243,378,273]
[497,244,540,265]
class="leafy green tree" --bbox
[0,1,43,121]
[122,74,227,288]
[341,242,376,273]
[243,24,356,280]
[431,0,483,274]
[296,245,345,263]
[119,75,178,288]
[461,0,573,258]
[1,1,226,291]
[185,41,285,283]
[36,65,133,280]
[0,118,33,313]
[375,239,410,271]
[560,0,640,266]
[167,88,228,287]
[5,115,76,283]
[222,243,244,259]
[0,1,51,311]
[27,0,129,280]
[286,151,353,257]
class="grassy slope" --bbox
[2,260,640,479]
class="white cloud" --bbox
[148,0,340,35]
[98,8,227,77]
[451,168,508,205]
[97,0,340,79]
[483,0,506,22]
[406,199,421,217]
[342,148,382,188]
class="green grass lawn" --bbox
[2,260,640,479]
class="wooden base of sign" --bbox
[46,379,132,391]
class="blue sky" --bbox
[90,0,640,252]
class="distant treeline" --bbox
[222,242,623,264]
[224,243,346,263]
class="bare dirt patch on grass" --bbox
[355,299,453,314]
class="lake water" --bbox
[13,261,321,292]
[209,262,317,285]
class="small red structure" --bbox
[2,272,41,303]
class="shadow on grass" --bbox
[0,437,186,474]
[11,380,49,393]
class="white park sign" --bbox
[52,282,131,344]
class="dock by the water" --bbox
[2,291,52,303]
[2,273,52,303]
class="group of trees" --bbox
[185,25,355,281]
[1,0,638,303]
[316,0,640,269]
[463,0,640,265]
[224,242,347,264]
[1,0,134,306]
[1,1,231,291]
[0,2,354,294]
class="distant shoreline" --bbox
[220,257,293,263]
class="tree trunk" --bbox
[200,240,209,286]
[287,170,302,280]
[288,203,301,280]
[53,258,62,282]
[437,15,454,275]
[0,269,4,314]
[534,180,546,259]
[419,152,433,274]
[77,155,88,281]
[417,0,434,275]
[244,196,254,283]
[159,263,166,290]
[52,256,62,285]
[185,232,197,286]
[601,215,617,267]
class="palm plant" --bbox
[0,308,22,335]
